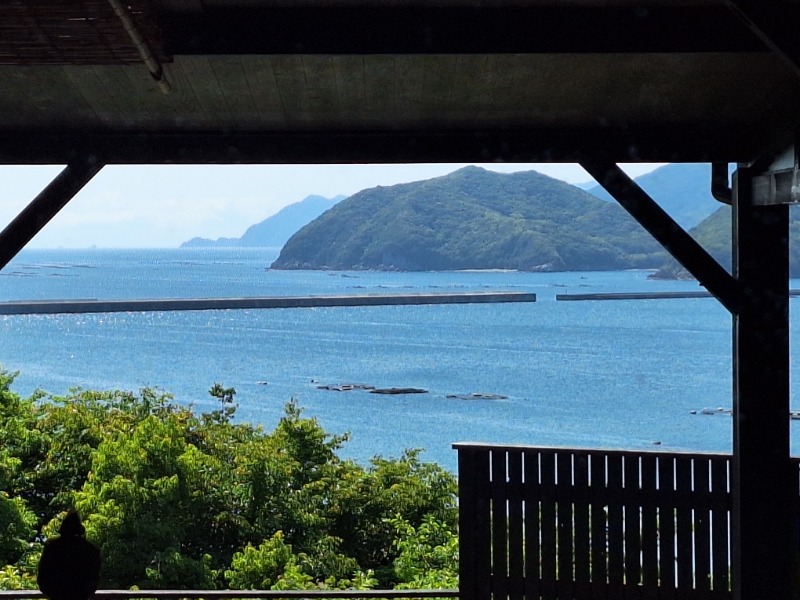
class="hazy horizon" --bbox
[0,163,664,250]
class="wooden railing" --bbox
[0,591,459,600]
[454,444,753,600]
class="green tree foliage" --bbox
[272,166,666,272]
[391,515,458,589]
[0,371,458,590]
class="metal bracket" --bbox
[745,168,800,205]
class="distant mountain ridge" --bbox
[181,194,346,248]
[585,163,720,230]
[271,166,666,272]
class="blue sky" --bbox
[0,163,663,249]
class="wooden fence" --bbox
[0,591,459,600]
[454,444,762,600]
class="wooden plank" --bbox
[540,451,557,600]
[118,63,178,125]
[589,453,608,598]
[674,456,694,590]
[159,59,208,127]
[458,447,492,600]
[639,454,659,600]
[332,56,367,123]
[211,56,263,129]
[59,65,124,124]
[492,450,509,600]
[457,447,480,600]
[710,457,730,595]
[450,55,492,117]
[693,457,712,598]
[657,456,676,599]
[623,455,642,598]
[393,55,425,121]
[421,55,459,113]
[270,55,311,127]
[176,56,236,128]
[506,451,524,600]
[606,454,624,600]
[32,68,102,123]
[301,56,342,124]
[523,449,541,600]
[242,56,288,127]
[573,452,591,600]
[363,55,396,123]
[557,452,575,600]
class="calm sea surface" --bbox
[2,248,797,471]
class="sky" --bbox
[0,163,664,249]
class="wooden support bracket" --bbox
[0,161,104,270]
[578,160,740,313]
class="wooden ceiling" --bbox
[0,0,798,165]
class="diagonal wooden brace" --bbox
[0,161,104,270]
[579,159,740,313]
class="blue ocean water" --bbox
[1,248,795,471]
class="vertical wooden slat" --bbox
[492,450,509,600]
[557,453,575,600]
[458,446,740,600]
[507,451,524,600]
[606,454,624,600]
[710,457,730,595]
[624,455,642,599]
[590,453,608,599]
[640,454,659,600]
[523,449,541,600]
[458,446,492,600]
[675,457,694,590]
[658,456,676,600]
[693,457,712,598]
[573,452,591,600]
[540,451,557,600]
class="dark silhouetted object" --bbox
[37,511,101,600]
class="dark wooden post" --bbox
[456,445,491,600]
[731,164,796,600]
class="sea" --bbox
[1,247,797,472]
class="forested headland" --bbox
[271,167,666,272]
[0,370,457,591]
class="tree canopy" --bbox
[0,370,457,590]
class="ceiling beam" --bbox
[0,127,767,165]
[158,6,767,56]
[724,1,800,79]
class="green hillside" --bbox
[652,205,800,278]
[271,166,665,271]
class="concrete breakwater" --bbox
[0,291,537,315]
[558,290,800,301]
